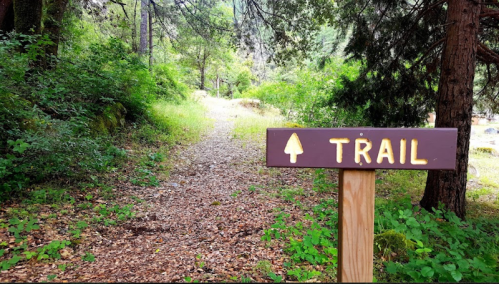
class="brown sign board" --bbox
[266,128,457,170]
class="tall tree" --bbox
[139,0,148,54]
[148,0,153,68]
[131,0,139,52]
[329,0,499,219]
[421,0,481,218]
[173,1,233,90]
[43,0,69,59]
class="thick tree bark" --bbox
[139,0,148,55]
[0,0,14,32]
[421,0,481,219]
[43,0,68,59]
[13,0,42,35]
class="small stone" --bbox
[484,128,497,134]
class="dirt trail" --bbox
[71,96,303,282]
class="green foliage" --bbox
[0,28,193,201]
[8,217,40,243]
[230,190,242,198]
[375,197,499,282]
[91,203,135,225]
[69,220,88,239]
[278,187,304,203]
[240,276,252,283]
[374,229,415,260]
[152,63,189,100]
[0,255,23,271]
[23,188,71,205]
[312,169,336,193]
[130,168,159,187]
[36,240,71,261]
[82,252,95,262]
[287,267,322,282]
[262,183,499,282]
[254,260,272,274]
[261,206,338,275]
[58,263,68,271]
[232,113,284,143]
[0,35,145,200]
[267,272,282,283]
[239,59,365,127]
[135,99,211,146]
[330,0,444,126]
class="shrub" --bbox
[0,35,152,200]
[239,59,366,127]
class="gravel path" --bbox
[73,96,304,282]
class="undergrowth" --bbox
[232,112,284,143]
[259,170,499,283]
[0,33,191,202]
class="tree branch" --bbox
[410,37,446,70]
[109,0,129,19]
[477,42,499,65]
[480,6,499,19]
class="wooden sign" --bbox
[266,127,458,282]
[267,128,457,170]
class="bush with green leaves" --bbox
[153,63,189,100]
[262,186,499,282]
[238,59,365,127]
[0,32,189,201]
[375,197,499,282]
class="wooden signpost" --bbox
[266,128,457,282]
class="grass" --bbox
[151,99,213,144]
[375,170,428,204]
[130,98,212,180]
[146,99,213,146]
[232,107,285,143]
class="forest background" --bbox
[1,0,499,282]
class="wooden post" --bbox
[338,169,375,282]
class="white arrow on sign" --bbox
[284,133,303,163]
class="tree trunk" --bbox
[148,0,153,70]
[0,0,14,32]
[139,0,147,55]
[421,0,481,220]
[199,65,205,90]
[43,0,68,61]
[13,0,42,35]
[199,48,207,90]
[131,0,138,52]
[216,74,220,98]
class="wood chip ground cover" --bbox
[0,97,331,282]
